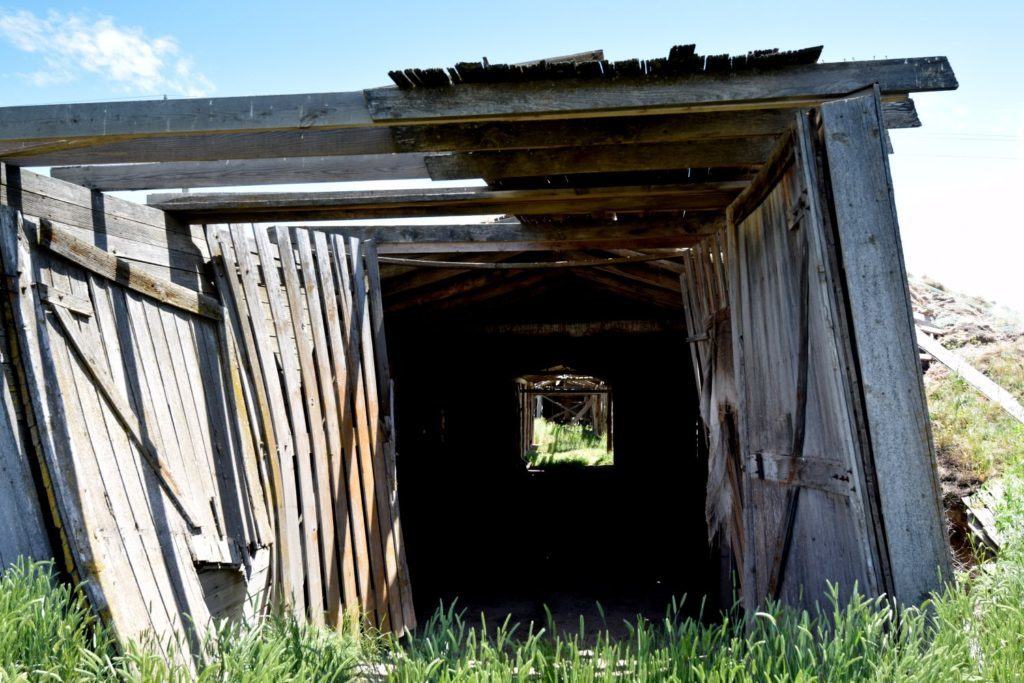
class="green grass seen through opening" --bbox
[524,417,612,468]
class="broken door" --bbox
[687,89,950,611]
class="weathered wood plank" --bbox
[254,225,326,624]
[365,58,955,123]
[349,239,404,633]
[325,216,721,254]
[425,137,775,180]
[47,302,202,530]
[147,182,746,222]
[32,219,222,320]
[0,58,951,143]
[362,241,415,631]
[311,230,373,624]
[331,235,390,627]
[916,329,1024,424]
[52,153,431,191]
[0,278,53,567]
[4,102,918,166]
[820,89,952,604]
[225,224,304,614]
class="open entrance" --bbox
[388,274,721,632]
[517,370,613,470]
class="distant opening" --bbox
[518,371,613,469]
[388,276,721,634]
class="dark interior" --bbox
[387,274,720,632]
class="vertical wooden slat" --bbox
[294,229,359,626]
[349,239,404,634]
[362,240,416,631]
[313,232,375,623]
[255,225,325,624]
[211,228,298,610]
[230,224,305,615]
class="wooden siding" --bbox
[0,206,270,662]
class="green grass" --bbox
[524,417,613,468]
[5,531,1024,681]
[926,339,1024,482]
[0,559,368,681]
[5,341,1024,680]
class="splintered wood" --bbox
[209,224,414,634]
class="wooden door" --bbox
[697,89,950,611]
[0,208,271,663]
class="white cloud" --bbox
[0,9,213,96]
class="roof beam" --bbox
[51,153,431,191]
[51,137,773,191]
[320,215,721,253]
[147,182,745,222]
[0,58,952,145]
[10,100,919,168]
[425,137,775,181]
[364,57,955,124]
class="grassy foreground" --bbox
[3,524,1024,681]
[4,342,1023,680]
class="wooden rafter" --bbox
[319,215,722,253]
[147,182,746,222]
[0,57,951,147]
[14,101,917,167]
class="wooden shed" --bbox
[0,44,956,652]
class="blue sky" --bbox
[0,1,1021,311]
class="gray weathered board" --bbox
[726,122,888,610]
[0,291,53,569]
[0,205,270,662]
[683,101,950,610]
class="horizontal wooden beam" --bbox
[317,215,722,253]
[52,137,773,191]
[425,137,776,181]
[51,153,431,191]
[4,101,919,167]
[148,182,745,222]
[0,57,950,145]
[472,319,685,336]
[364,57,955,124]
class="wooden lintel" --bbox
[4,102,918,167]
[474,319,684,336]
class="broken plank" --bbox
[916,329,1024,424]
